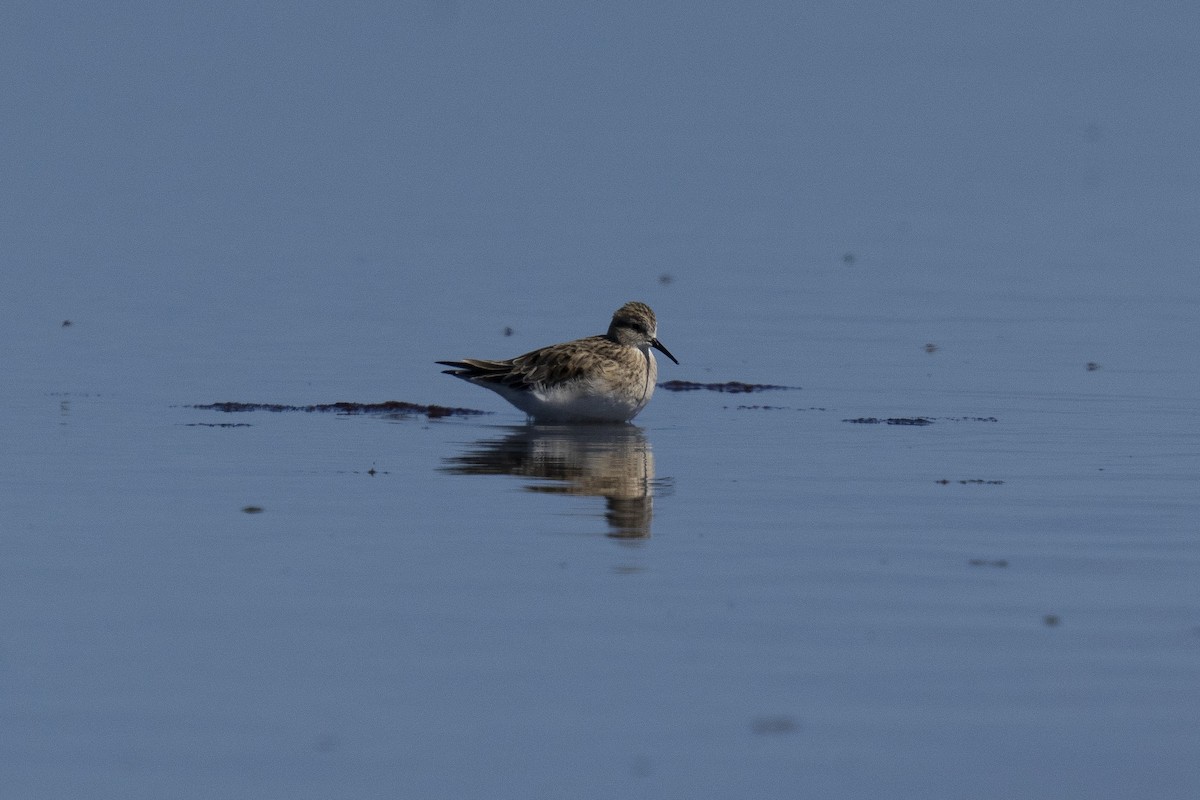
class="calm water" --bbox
[4,3,1199,798]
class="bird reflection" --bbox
[441,424,664,539]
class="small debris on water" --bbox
[848,416,996,426]
[659,380,795,393]
[968,558,1009,568]
[192,401,489,419]
[313,733,340,753]
[751,715,799,735]
[630,754,653,777]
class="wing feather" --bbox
[438,335,615,392]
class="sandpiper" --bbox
[438,301,678,423]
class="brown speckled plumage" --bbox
[438,301,678,423]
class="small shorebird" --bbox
[438,301,678,423]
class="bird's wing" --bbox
[439,336,613,392]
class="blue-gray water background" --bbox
[3,3,1199,798]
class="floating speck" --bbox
[631,754,653,777]
[751,715,799,735]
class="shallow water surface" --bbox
[5,287,1199,798]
